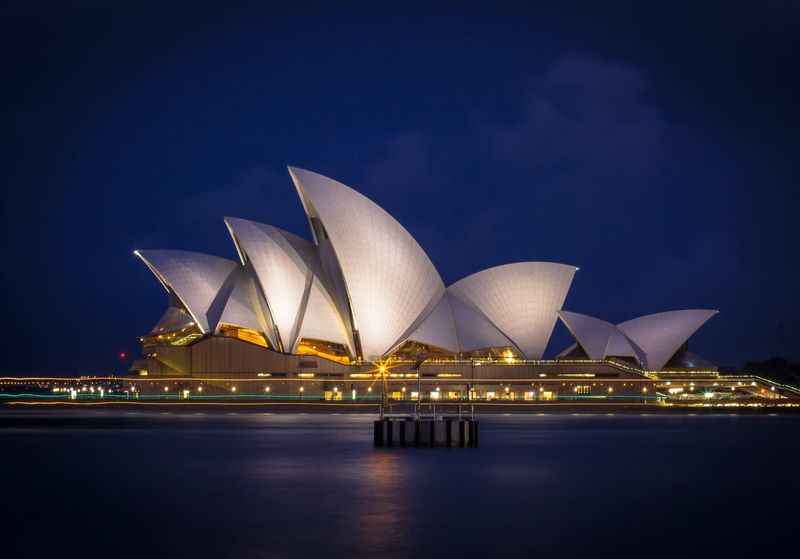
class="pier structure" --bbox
[373,415,479,448]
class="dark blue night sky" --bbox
[2,2,798,373]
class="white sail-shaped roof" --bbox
[134,249,237,334]
[605,329,646,363]
[557,310,619,360]
[448,293,517,352]
[617,309,719,371]
[226,217,352,355]
[225,218,312,351]
[215,267,264,334]
[403,294,460,353]
[293,276,352,352]
[448,262,577,359]
[558,310,646,364]
[289,167,445,360]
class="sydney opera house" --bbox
[130,167,724,400]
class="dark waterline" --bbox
[2,411,798,558]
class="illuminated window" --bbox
[296,338,350,365]
[218,324,269,348]
[462,346,520,361]
[141,320,203,347]
[388,340,457,362]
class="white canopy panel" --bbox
[294,276,352,352]
[448,293,516,352]
[605,329,646,364]
[225,217,316,351]
[216,267,264,334]
[403,294,460,353]
[557,310,618,360]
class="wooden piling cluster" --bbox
[373,417,479,448]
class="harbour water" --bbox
[2,411,798,558]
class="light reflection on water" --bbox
[1,411,799,558]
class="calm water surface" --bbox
[1,411,798,558]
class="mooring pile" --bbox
[373,417,479,448]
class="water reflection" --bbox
[356,451,409,554]
[1,411,798,558]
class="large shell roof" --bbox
[558,309,718,370]
[134,249,238,333]
[289,167,445,360]
[558,310,645,364]
[448,262,578,359]
[617,309,719,370]
[225,217,350,353]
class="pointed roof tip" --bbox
[287,165,307,179]
[288,166,346,190]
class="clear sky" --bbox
[2,1,797,373]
